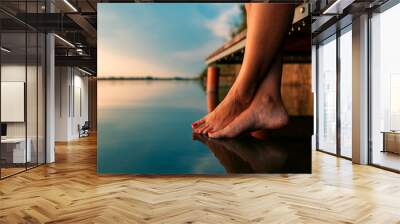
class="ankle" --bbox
[231,87,254,107]
[257,93,282,106]
[233,79,259,101]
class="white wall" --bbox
[1,65,37,138]
[55,66,89,141]
[1,63,46,164]
[1,82,25,122]
[77,72,89,138]
[55,66,70,141]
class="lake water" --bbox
[97,80,311,174]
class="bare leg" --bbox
[209,54,289,138]
[192,3,294,134]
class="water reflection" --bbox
[194,134,311,173]
[98,80,312,174]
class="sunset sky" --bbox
[98,3,241,78]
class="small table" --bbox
[1,138,32,163]
[381,131,400,154]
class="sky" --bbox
[98,3,242,78]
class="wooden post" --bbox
[206,66,219,93]
[206,66,219,112]
[207,92,218,113]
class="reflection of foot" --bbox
[214,138,288,173]
[192,85,253,135]
[209,94,288,138]
[193,134,253,173]
[193,134,288,173]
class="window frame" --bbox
[315,23,353,161]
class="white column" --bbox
[46,32,55,163]
[45,0,56,163]
[352,14,369,164]
[312,45,317,150]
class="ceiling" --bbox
[0,0,100,74]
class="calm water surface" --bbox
[98,80,311,174]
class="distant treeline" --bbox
[98,76,200,81]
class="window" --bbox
[370,2,400,171]
[0,2,46,179]
[317,35,337,154]
[339,28,352,158]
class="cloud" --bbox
[170,39,223,62]
[98,4,242,78]
[204,5,241,39]
[98,46,185,77]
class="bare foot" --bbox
[208,94,288,138]
[192,84,253,134]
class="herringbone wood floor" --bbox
[1,134,400,224]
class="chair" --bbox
[79,121,90,138]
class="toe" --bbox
[193,125,205,134]
[208,126,230,138]
[193,118,207,132]
[197,124,209,134]
[192,117,206,128]
[202,125,213,135]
